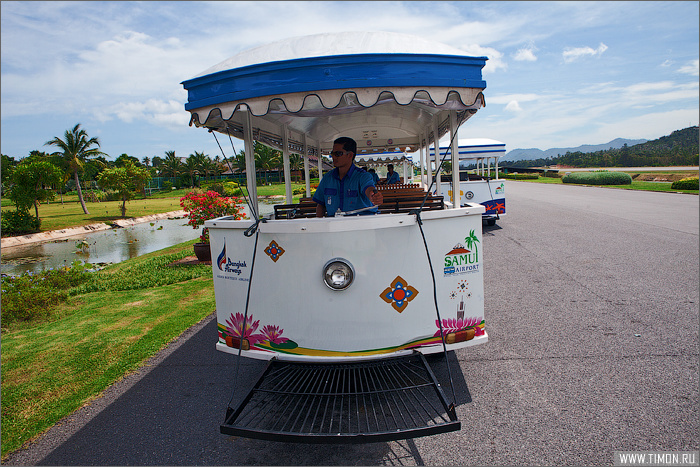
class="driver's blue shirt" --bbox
[312,164,377,216]
[386,171,400,184]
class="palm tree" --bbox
[289,153,303,181]
[232,150,247,173]
[159,151,183,178]
[202,157,220,180]
[142,156,151,167]
[193,151,211,181]
[254,142,281,184]
[45,123,105,214]
[185,151,208,187]
[212,155,229,177]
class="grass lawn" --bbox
[0,240,214,459]
[1,195,184,232]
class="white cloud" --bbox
[487,93,541,105]
[562,42,608,63]
[456,44,507,74]
[513,45,538,62]
[504,100,523,112]
[94,99,190,129]
[678,59,699,76]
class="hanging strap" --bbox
[224,221,263,424]
[209,128,259,224]
[208,127,266,421]
[408,110,469,408]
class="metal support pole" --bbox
[433,119,440,196]
[316,139,322,177]
[419,133,425,188]
[303,134,310,197]
[242,108,259,219]
[282,124,292,203]
[450,111,460,209]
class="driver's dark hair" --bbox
[334,137,357,157]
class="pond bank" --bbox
[0,210,186,249]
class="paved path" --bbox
[5,183,698,465]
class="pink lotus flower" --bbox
[261,325,289,344]
[434,317,484,337]
[225,312,264,344]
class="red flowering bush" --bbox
[180,191,244,243]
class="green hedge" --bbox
[671,177,699,190]
[562,171,632,185]
[498,173,540,180]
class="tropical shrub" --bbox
[562,171,632,185]
[180,190,244,243]
[1,210,41,235]
[671,176,699,190]
[1,261,90,326]
[71,249,212,294]
[222,181,241,196]
[207,182,226,195]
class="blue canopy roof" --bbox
[181,32,488,155]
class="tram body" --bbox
[430,139,506,225]
[208,206,486,362]
[182,31,492,441]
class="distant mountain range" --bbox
[503,138,648,161]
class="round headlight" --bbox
[323,258,354,291]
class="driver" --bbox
[313,137,383,217]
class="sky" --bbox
[1,1,698,163]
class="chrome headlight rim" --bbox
[322,258,355,291]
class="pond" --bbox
[1,202,277,276]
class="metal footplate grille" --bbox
[221,352,460,443]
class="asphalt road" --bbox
[6,182,698,466]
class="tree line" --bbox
[503,126,699,169]
[1,124,315,231]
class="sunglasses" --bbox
[331,150,349,157]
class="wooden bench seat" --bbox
[273,194,444,219]
[274,201,318,219]
[377,195,444,213]
[379,190,427,199]
[376,183,422,192]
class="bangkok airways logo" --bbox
[216,239,247,276]
[217,241,227,271]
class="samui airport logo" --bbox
[216,240,247,277]
[444,230,481,276]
